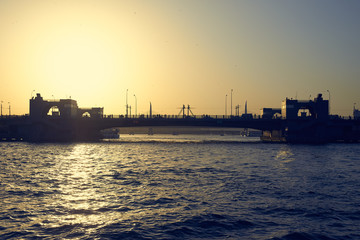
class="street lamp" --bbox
[225,94,227,117]
[126,89,128,118]
[50,95,55,115]
[134,94,137,117]
[231,89,233,116]
[0,101,2,117]
[327,90,330,114]
[8,102,10,116]
[31,90,35,99]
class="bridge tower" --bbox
[30,93,79,120]
[178,104,195,118]
[261,93,330,143]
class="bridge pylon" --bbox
[178,104,195,118]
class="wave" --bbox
[0,231,30,240]
[270,231,343,240]
[102,137,262,145]
[95,213,256,240]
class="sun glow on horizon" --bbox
[1,1,360,116]
[38,31,125,99]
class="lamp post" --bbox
[327,90,330,114]
[8,102,10,116]
[50,95,55,115]
[231,89,233,116]
[1,101,2,117]
[134,94,137,117]
[126,89,128,118]
[31,90,35,99]
[225,94,227,117]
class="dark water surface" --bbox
[1,135,360,239]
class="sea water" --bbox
[0,135,359,239]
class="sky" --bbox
[1,0,360,116]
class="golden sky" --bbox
[1,0,360,116]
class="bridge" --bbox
[1,93,360,143]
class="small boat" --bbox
[102,129,120,139]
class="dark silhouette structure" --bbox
[261,108,281,119]
[262,94,360,143]
[281,94,329,120]
[30,93,103,119]
[1,93,360,143]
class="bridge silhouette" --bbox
[1,93,360,143]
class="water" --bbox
[1,135,360,239]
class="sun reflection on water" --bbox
[42,144,116,233]
[275,146,295,169]
[40,143,176,236]
[2,141,360,239]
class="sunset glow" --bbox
[1,1,360,116]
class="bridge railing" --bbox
[102,114,263,120]
[0,115,29,120]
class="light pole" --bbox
[225,94,227,117]
[31,90,35,99]
[231,89,233,116]
[0,101,2,117]
[126,89,128,118]
[134,94,137,117]
[50,95,55,115]
[149,102,152,118]
[327,90,330,114]
[8,102,10,116]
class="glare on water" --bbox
[1,137,360,239]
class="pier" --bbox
[1,93,360,143]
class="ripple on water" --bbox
[1,141,360,239]
[270,232,345,240]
